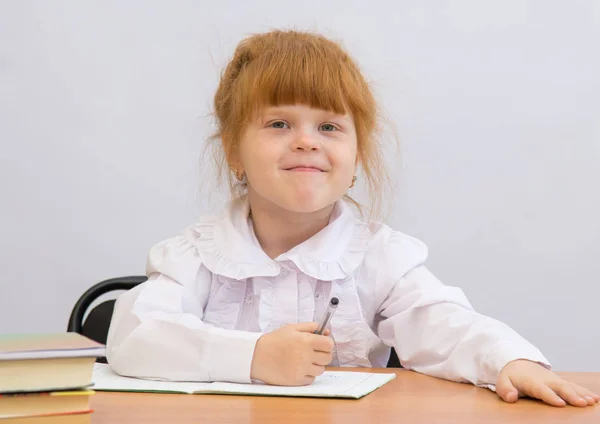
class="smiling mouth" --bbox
[285,167,324,172]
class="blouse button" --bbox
[315,292,324,300]
[244,294,253,304]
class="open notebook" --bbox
[92,364,395,399]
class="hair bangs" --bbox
[232,37,364,119]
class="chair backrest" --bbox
[67,276,148,362]
[386,347,402,368]
[68,275,402,367]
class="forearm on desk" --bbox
[106,284,262,383]
[376,266,549,388]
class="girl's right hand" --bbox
[250,322,334,386]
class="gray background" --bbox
[1,0,598,371]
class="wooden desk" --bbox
[91,369,600,423]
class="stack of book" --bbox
[0,333,105,424]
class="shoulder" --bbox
[360,219,429,281]
[145,215,218,284]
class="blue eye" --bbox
[270,121,289,129]
[320,123,337,132]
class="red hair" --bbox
[210,30,391,217]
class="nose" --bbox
[291,130,320,152]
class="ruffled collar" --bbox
[193,197,372,281]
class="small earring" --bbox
[234,169,246,182]
[349,176,357,188]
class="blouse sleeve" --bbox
[106,227,262,383]
[374,231,550,390]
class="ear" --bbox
[234,158,245,174]
[226,147,244,175]
[230,162,244,180]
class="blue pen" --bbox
[314,297,339,335]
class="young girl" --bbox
[106,30,598,407]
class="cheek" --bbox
[241,142,280,176]
[329,145,357,174]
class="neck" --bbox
[247,194,336,259]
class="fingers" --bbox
[499,360,599,408]
[520,378,600,407]
[300,376,316,386]
[577,392,598,406]
[496,374,519,403]
[526,383,567,407]
[306,364,326,378]
[311,351,333,366]
[571,385,600,406]
[293,323,331,337]
[309,334,335,353]
[551,383,588,407]
[572,384,600,404]
[293,322,319,333]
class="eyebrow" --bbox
[261,107,351,122]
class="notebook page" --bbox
[92,363,208,394]
[92,364,395,399]
[206,371,396,398]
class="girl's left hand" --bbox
[496,359,600,407]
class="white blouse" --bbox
[106,197,549,390]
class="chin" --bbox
[279,192,338,214]
[249,185,341,214]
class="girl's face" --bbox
[236,104,358,214]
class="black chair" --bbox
[67,276,148,362]
[68,275,402,367]
[386,348,402,368]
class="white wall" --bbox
[1,1,598,371]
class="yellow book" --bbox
[0,390,94,419]
[0,411,91,424]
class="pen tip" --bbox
[331,297,339,306]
